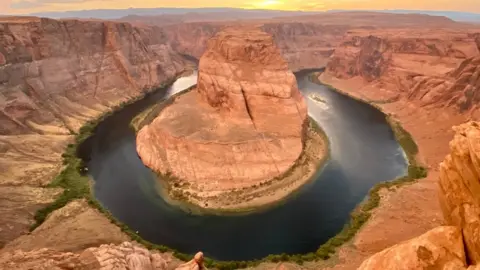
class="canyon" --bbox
[0,10,480,270]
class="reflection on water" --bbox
[83,70,408,261]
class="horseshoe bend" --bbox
[1,8,480,270]
[135,28,328,210]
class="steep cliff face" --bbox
[358,226,468,270]
[0,17,188,248]
[439,121,480,264]
[408,36,480,115]
[0,17,186,135]
[136,27,308,207]
[0,241,205,270]
[324,29,479,102]
[162,22,344,71]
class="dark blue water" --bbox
[82,70,407,261]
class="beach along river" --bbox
[80,70,407,261]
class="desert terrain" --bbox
[0,10,480,270]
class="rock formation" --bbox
[439,121,480,264]
[161,21,343,71]
[136,27,308,203]
[0,17,187,135]
[408,36,480,115]
[0,16,188,247]
[323,29,479,102]
[359,122,480,269]
[358,226,467,270]
[0,241,205,270]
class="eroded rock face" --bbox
[0,241,203,270]
[137,27,307,193]
[358,226,467,270]
[324,29,479,102]
[162,21,342,71]
[0,16,188,247]
[439,121,480,264]
[0,17,187,135]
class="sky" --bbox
[1,0,480,15]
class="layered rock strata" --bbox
[439,121,480,264]
[0,16,188,247]
[0,241,205,270]
[136,28,309,206]
[323,29,480,103]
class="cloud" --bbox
[11,0,108,10]
[4,0,480,15]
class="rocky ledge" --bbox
[136,28,327,211]
[359,121,480,270]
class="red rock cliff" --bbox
[0,16,188,246]
[324,29,479,102]
[0,17,187,135]
[136,27,307,193]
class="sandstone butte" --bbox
[136,27,313,209]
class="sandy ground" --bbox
[158,120,330,214]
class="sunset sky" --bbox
[1,0,480,15]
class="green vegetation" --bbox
[31,71,429,270]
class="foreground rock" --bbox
[439,121,480,264]
[358,226,467,270]
[357,121,480,270]
[0,241,204,270]
[4,199,129,252]
[136,28,321,211]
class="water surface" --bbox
[82,70,407,261]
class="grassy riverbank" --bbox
[304,72,428,260]
[31,70,428,270]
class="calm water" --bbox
[81,70,407,261]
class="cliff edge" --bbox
[359,121,480,269]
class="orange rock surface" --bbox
[439,122,480,264]
[358,226,467,270]
[136,27,307,195]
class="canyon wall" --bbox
[1,240,205,270]
[0,17,186,135]
[162,21,344,71]
[0,17,188,247]
[323,29,480,103]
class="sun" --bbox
[253,0,281,8]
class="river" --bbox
[81,70,407,261]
